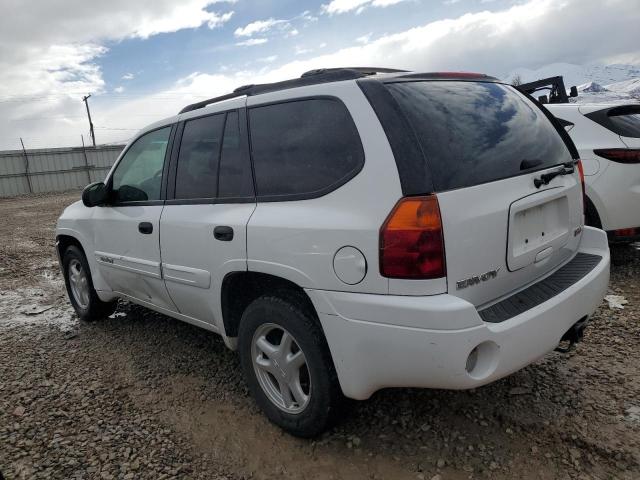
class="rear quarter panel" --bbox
[246,81,403,294]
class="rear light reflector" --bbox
[380,195,446,279]
[593,149,640,164]
[613,227,640,237]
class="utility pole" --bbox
[82,94,96,147]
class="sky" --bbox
[0,0,639,150]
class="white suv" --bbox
[546,103,640,242]
[56,68,610,437]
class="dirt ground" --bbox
[1,191,639,480]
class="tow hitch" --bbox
[555,316,589,353]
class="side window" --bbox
[248,98,364,199]
[175,114,225,199]
[219,111,254,198]
[111,126,171,203]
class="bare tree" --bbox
[511,74,522,86]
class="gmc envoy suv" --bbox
[56,68,610,436]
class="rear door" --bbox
[93,126,177,311]
[384,80,583,306]
[159,104,256,327]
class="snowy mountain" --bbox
[578,81,607,93]
[504,62,640,104]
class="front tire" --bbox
[238,295,342,437]
[62,245,116,321]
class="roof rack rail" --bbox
[178,67,409,114]
[301,67,408,77]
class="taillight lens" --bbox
[593,149,640,164]
[380,195,446,279]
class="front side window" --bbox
[174,114,225,199]
[249,98,364,199]
[111,127,171,202]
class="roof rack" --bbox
[178,67,406,114]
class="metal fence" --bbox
[0,145,125,197]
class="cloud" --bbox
[322,0,409,15]
[234,18,287,37]
[236,38,269,47]
[114,86,125,93]
[257,55,279,63]
[0,0,235,148]
[3,0,640,149]
[121,73,135,80]
[234,12,308,40]
[356,33,373,44]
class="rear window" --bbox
[586,105,640,138]
[385,81,573,191]
[248,98,364,200]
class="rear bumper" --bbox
[307,227,610,400]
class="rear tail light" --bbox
[593,149,640,164]
[380,195,446,279]
[612,227,640,237]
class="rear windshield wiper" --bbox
[533,162,575,188]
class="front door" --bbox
[93,126,177,311]
[159,105,255,327]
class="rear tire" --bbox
[238,295,342,437]
[62,245,117,321]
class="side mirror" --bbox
[82,182,108,207]
[538,94,549,104]
[569,86,578,98]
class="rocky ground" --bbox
[1,191,639,480]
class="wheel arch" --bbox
[56,233,85,260]
[221,271,320,340]
[584,195,603,230]
[56,229,110,294]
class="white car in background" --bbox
[546,103,640,243]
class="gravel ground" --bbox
[1,191,639,480]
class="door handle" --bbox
[214,225,234,241]
[138,222,153,234]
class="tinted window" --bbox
[219,111,254,198]
[175,114,225,199]
[112,126,171,202]
[249,98,364,199]
[386,81,572,191]
[587,105,640,138]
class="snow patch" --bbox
[504,62,640,104]
[0,288,77,331]
[578,81,607,93]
